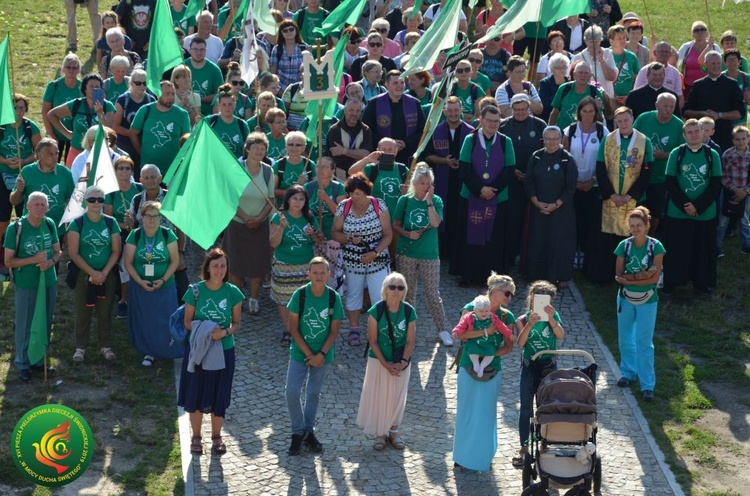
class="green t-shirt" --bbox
[248,95,286,114]
[362,163,408,215]
[218,5,244,41]
[472,72,492,94]
[521,310,562,360]
[266,133,287,161]
[393,193,443,260]
[665,146,722,220]
[204,115,249,158]
[366,302,418,362]
[3,216,59,289]
[66,98,116,150]
[171,3,196,32]
[596,133,655,194]
[125,226,178,283]
[287,283,344,364]
[246,116,271,134]
[306,179,345,239]
[42,77,81,142]
[104,182,144,222]
[551,82,605,131]
[0,119,41,175]
[185,58,225,116]
[274,157,316,189]
[405,88,432,106]
[104,77,130,102]
[612,50,641,97]
[293,8,329,45]
[459,303,515,370]
[633,112,685,184]
[67,214,122,270]
[183,281,245,350]
[16,163,76,226]
[614,237,666,304]
[458,133,516,203]
[451,83,485,117]
[270,211,318,264]
[211,93,252,120]
[131,103,191,175]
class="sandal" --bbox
[190,436,202,455]
[348,330,361,347]
[211,435,227,455]
[388,431,406,450]
[512,447,528,467]
[72,348,85,362]
[280,333,292,348]
[101,348,116,361]
[373,436,387,451]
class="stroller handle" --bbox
[530,349,596,364]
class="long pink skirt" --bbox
[356,357,411,437]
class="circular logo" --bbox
[11,404,94,487]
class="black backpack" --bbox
[675,144,714,180]
[133,225,170,245]
[0,119,34,146]
[276,156,313,184]
[367,163,409,185]
[363,301,413,358]
[561,83,599,101]
[73,214,114,233]
[71,98,95,130]
[566,122,605,142]
[209,114,247,141]
[298,285,337,321]
[623,236,656,268]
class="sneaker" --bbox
[642,390,655,401]
[304,432,323,453]
[116,301,128,319]
[247,298,260,316]
[657,273,664,289]
[262,275,272,289]
[726,229,736,238]
[717,248,725,259]
[19,369,31,382]
[438,331,454,347]
[288,434,304,456]
[141,355,154,367]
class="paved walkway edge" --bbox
[175,359,195,496]
[569,281,686,496]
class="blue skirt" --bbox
[127,281,182,359]
[453,367,502,471]
[178,342,235,417]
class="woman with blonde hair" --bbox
[171,64,202,126]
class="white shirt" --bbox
[564,123,609,182]
[184,34,224,64]
[572,49,618,98]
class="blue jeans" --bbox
[285,358,331,436]
[519,358,556,446]
[15,285,57,370]
[617,295,657,391]
[716,195,750,249]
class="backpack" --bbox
[561,83,599,101]
[305,181,342,208]
[71,98,95,130]
[65,215,116,289]
[622,236,656,269]
[367,163,409,186]
[169,284,200,346]
[8,216,56,285]
[209,114,246,141]
[133,225,170,245]
[276,156,313,184]
[131,191,165,229]
[0,119,34,146]
[566,122,605,142]
[504,81,532,100]
[297,285,337,336]
[675,144,714,181]
[107,183,144,208]
[341,196,381,218]
[363,301,414,358]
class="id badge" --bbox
[144,264,155,277]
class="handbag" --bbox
[621,287,654,305]
[169,285,200,346]
[466,365,499,382]
[385,307,406,365]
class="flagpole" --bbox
[405,96,442,186]
[704,0,712,33]
[641,0,655,39]
[6,34,21,168]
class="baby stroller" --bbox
[521,350,601,496]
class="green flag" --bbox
[183,0,205,24]
[304,32,349,148]
[313,0,367,38]
[478,0,590,43]
[147,0,184,97]
[0,35,15,126]
[401,0,463,78]
[27,271,48,366]
[255,0,277,35]
[409,0,423,19]
[161,120,253,249]
[413,72,456,159]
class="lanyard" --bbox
[579,126,594,156]
[144,234,156,262]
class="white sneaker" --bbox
[438,331,454,347]
[657,273,664,289]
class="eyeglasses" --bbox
[282,27,296,34]
[14,105,26,111]
[86,197,105,203]
[116,166,132,171]
[142,213,161,219]
[388,284,406,291]
[132,80,146,86]
[230,80,246,87]
[287,143,305,147]
[455,67,471,74]
[368,42,383,48]
[468,58,483,64]
[491,37,502,42]
[693,27,708,33]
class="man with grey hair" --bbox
[326,98,373,180]
[625,62,681,119]
[684,50,746,150]
[183,11,224,63]
[4,191,62,382]
[634,41,684,109]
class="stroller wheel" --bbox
[593,455,602,493]
[520,482,549,496]
[522,453,535,488]
[563,487,591,496]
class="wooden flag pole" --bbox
[641,0,655,39]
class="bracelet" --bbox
[401,357,411,370]
[426,203,434,208]
[224,328,230,337]
[319,349,327,357]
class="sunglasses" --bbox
[375,28,388,33]
[388,284,406,291]
[503,290,514,297]
[116,166,132,171]
[368,42,383,48]
[282,27,296,33]
[468,58,482,64]
[132,80,146,86]
[349,38,361,44]
[86,197,105,204]
[455,67,471,74]
[65,65,80,70]
[693,27,707,33]
[230,80,246,87]
[287,143,305,147]
[491,37,502,42]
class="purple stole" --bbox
[467,132,505,246]
[432,121,473,232]
[375,94,419,138]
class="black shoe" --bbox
[19,369,31,382]
[717,248,725,259]
[30,364,55,374]
[288,434,304,456]
[617,377,630,387]
[304,432,323,453]
[642,390,654,401]
[726,229,736,238]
